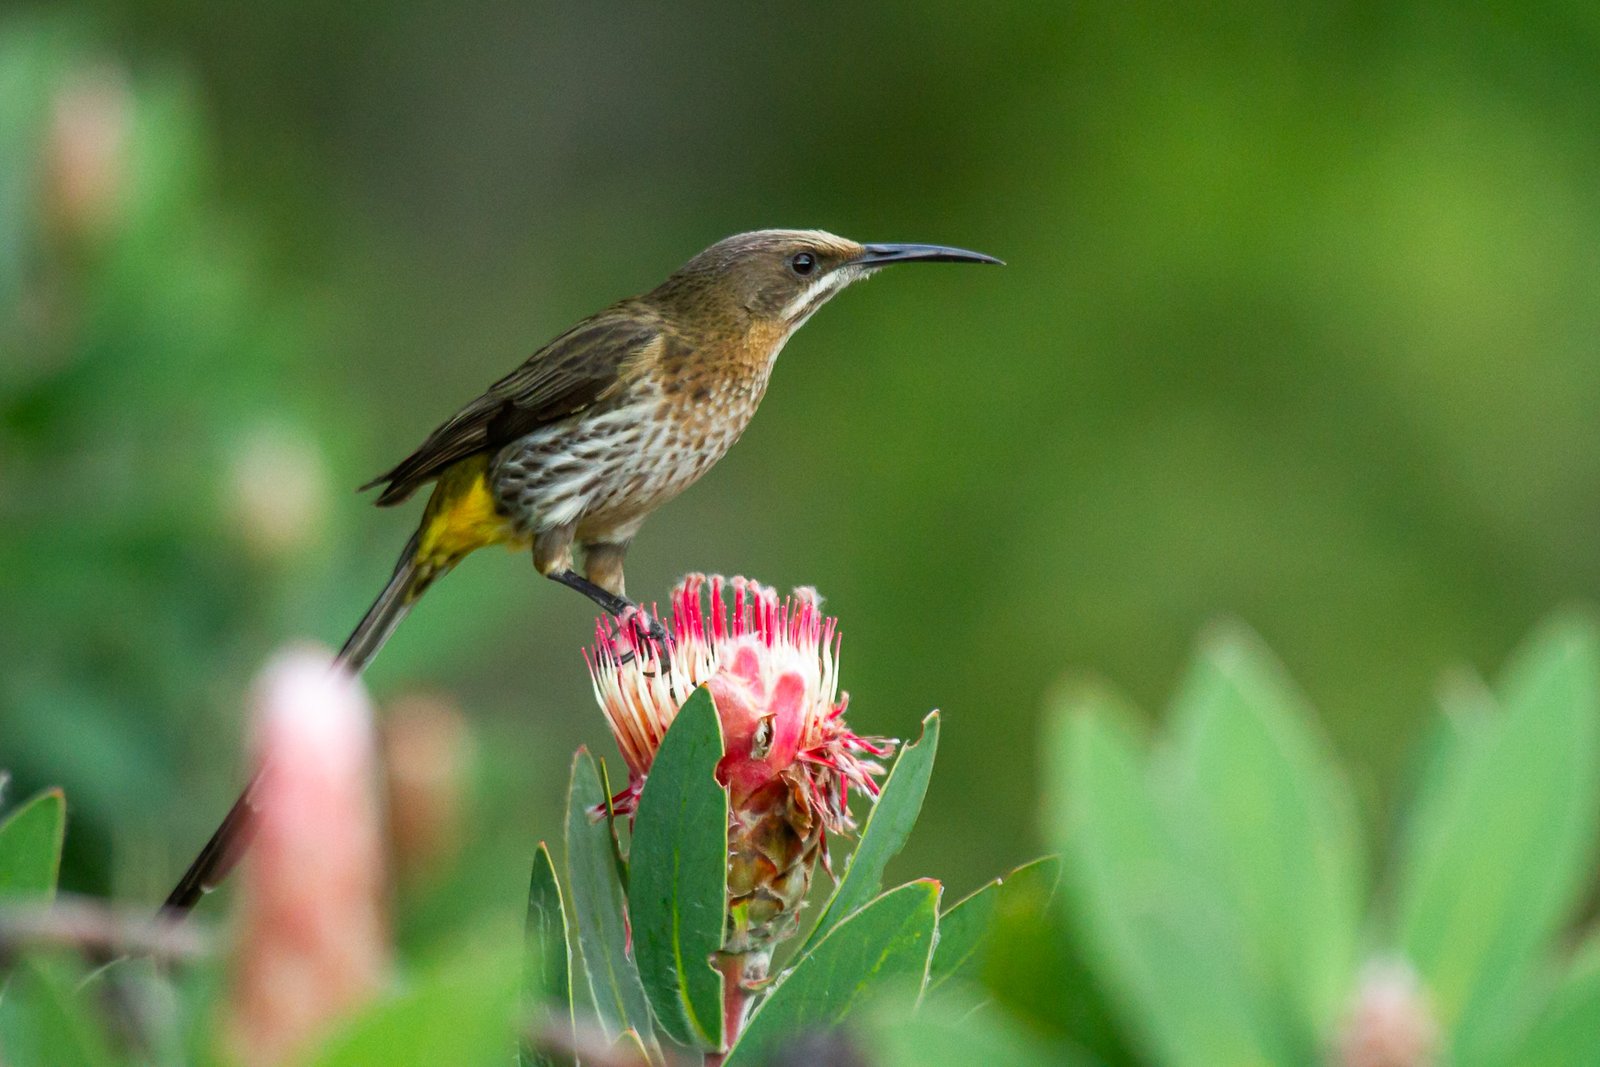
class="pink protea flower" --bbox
[585,574,892,953]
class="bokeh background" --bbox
[4,3,1599,943]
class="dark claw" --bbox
[612,609,672,670]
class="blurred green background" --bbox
[4,2,1599,936]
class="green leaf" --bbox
[726,880,941,1066]
[1505,934,1600,1067]
[564,749,654,1043]
[0,789,65,900]
[927,856,1060,996]
[804,710,939,951]
[310,939,522,1067]
[629,686,728,1050]
[1395,616,1600,1058]
[1161,625,1363,1037]
[1048,686,1289,1067]
[982,870,1138,1065]
[521,841,573,1067]
[0,955,117,1067]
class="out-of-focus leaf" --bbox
[868,987,1087,1067]
[804,710,939,952]
[1395,616,1600,1058]
[0,788,65,900]
[629,686,727,1050]
[726,880,941,1067]
[0,955,117,1067]
[1505,934,1600,1067]
[983,877,1138,1065]
[564,748,654,1045]
[1048,686,1290,1067]
[310,939,521,1067]
[927,855,1059,996]
[78,956,191,1067]
[1390,669,1496,864]
[1162,624,1363,1038]
[522,841,573,1067]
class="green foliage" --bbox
[520,842,571,1067]
[0,789,65,900]
[0,956,118,1067]
[1052,684,1291,1066]
[927,855,1060,997]
[1162,625,1363,1037]
[801,710,938,953]
[1505,935,1600,1067]
[724,881,940,1067]
[628,687,728,1050]
[309,941,523,1067]
[1394,616,1600,1062]
[563,749,653,1045]
[1005,617,1600,1067]
[867,990,1087,1067]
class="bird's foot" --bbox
[614,605,672,669]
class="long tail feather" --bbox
[336,532,424,675]
[160,535,426,917]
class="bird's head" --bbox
[652,228,1001,343]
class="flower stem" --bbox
[706,950,760,1066]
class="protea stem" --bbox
[708,949,764,1065]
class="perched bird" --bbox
[162,229,1000,914]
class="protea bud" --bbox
[224,647,389,1067]
[1333,958,1439,1067]
[585,575,891,956]
[43,64,133,241]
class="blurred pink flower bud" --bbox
[380,691,472,887]
[224,647,389,1067]
[1334,958,1439,1067]
[44,64,133,240]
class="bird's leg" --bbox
[547,570,671,658]
[578,539,670,657]
[535,528,669,660]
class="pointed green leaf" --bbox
[310,939,522,1067]
[929,882,998,997]
[1505,934,1600,1067]
[928,856,1060,996]
[0,789,65,900]
[1162,625,1363,1036]
[1396,616,1600,1057]
[1048,686,1289,1067]
[629,686,727,1050]
[564,749,653,1043]
[726,880,941,1066]
[982,865,1137,1065]
[521,842,573,1067]
[1392,669,1496,863]
[804,710,939,951]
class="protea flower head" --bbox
[585,574,892,953]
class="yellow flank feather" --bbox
[414,454,525,573]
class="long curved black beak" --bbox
[852,242,1004,267]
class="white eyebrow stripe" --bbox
[779,267,857,321]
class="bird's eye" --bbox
[789,252,817,276]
